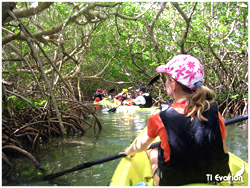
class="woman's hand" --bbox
[120,148,136,158]
[124,146,133,156]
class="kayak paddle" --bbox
[107,75,160,113]
[43,153,126,180]
[43,139,158,180]
[145,75,160,87]
[107,102,123,113]
[107,88,115,94]
[43,114,247,180]
[224,114,248,126]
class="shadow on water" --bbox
[2,104,248,186]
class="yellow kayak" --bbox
[93,100,103,105]
[102,98,159,114]
[110,129,248,186]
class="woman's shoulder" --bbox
[150,111,161,120]
[171,102,186,114]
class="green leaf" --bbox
[8,95,17,99]
[230,94,239,99]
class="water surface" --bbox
[2,105,248,186]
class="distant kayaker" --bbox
[93,89,104,102]
[113,89,128,104]
[123,92,136,106]
[124,86,152,108]
[121,54,230,186]
[102,89,108,98]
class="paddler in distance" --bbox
[124,86,153,108]
[102,89,108,98]
[113,88,128,105]
[92,89,104,102]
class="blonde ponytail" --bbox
[185,85,215,121]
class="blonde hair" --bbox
[166,73,215,121]
[184,85,215,121]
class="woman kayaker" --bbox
[121,54,229,186]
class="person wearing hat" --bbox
[114,89,128,104]
[92,89,104,102]
[102,89,108,98]
[125,86,152,108]
[121,54,229,185]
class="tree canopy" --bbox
[3,2,248,107]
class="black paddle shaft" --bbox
[107,89,115,93]
[44,153,126,180]
[224,114,248,126]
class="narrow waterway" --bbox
[2,105,248,186]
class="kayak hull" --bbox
[110,129,248,186]
[102,98,158,114]
[93,100,103,105]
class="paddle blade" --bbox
[102,108,110,113]
[108,89,115,93]
[108,107,117,113]
[146,75,160,87]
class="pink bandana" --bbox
[156,54,204,90]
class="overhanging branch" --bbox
[3,2,54,23]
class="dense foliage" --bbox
[3,2,248,112]
[2,2,248,174]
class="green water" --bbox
[2,106,248,186]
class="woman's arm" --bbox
[222,140,228,154]
[218,112,228,154]
[124,127,155,156]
